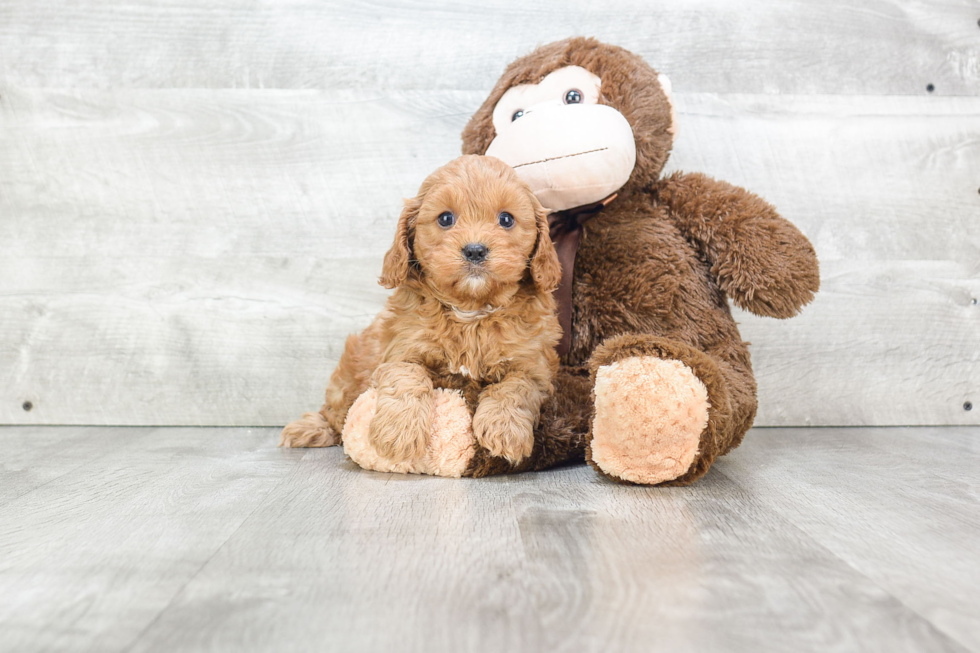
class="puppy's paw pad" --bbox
[280,412,339,448]
[591,356,708,484]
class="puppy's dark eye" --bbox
[564,89,582,104]
[511,109,524,121]
[437,211,456,228]
[497,212,515,229]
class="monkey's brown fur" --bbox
[280,155,562,464]
[459,37,820,484]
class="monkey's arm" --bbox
[656,172,820,318]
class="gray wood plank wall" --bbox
[1,1,978,427]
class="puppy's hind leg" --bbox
[281,326,383,448]
[280,411,339,448]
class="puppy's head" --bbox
[380,155,560,306]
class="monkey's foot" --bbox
[343,388,476,477]
[588,356,709,484]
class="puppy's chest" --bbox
[424,323,513,387]
[430,359,507,413]
[437,342,511,386]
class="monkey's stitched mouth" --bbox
[512,147,609,169]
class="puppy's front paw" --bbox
[473,397,534,464]
[369,392,432,463]
[366,362,435,464]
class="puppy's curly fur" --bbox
[281,155,561,465]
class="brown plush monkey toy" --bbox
[342,37,819,485]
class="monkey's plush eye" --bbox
[511,109,524,121]
[437,211,456,228]
[564,89,583,104]
[497,212,515,229]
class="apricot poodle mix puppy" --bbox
[280,155,562,465]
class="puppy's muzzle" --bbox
[462,243,489,264]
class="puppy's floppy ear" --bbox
[529,199,561,293]
[379,194,422,289]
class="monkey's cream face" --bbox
[412,159,540,308]
[486,65,645,212]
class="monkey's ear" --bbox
[379,195,421,289]
[657,73,677,137]
[529,200,561,293]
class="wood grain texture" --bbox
[0,427,301,652]
[0,425,977,652]
[0,0,978,95]
[0,425,134,506]
[1,89,977,426]
[716,426,980,651]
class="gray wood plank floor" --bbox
[1,427,978,652]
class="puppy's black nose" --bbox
[462,243,489,263]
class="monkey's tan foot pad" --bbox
[590,356,709,485]
[280,412,340,448]
[343,388,476,477]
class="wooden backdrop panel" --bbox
[0,0,978,95]
[1,87,977,426]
